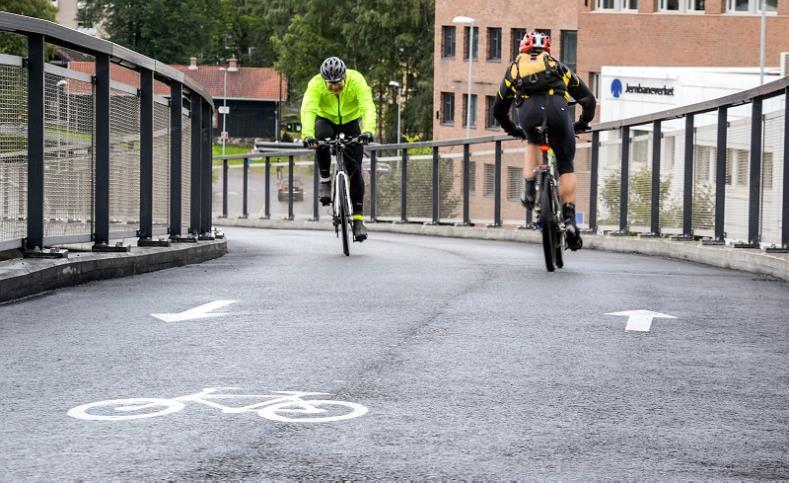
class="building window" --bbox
[463,26,479,61]
[727,0,776,12]
[660,0,705,11]
[589,72,600,99]
[487,27,502,61]
[596,0,639,9]
[441,92,455,124]
[469,161,477,193]
[560,30,577,72]
[484,163,495,197]
[462,94,477,128]
[442,26,456,58]
[485,95,499,129]
[507,166,523,201]
[510,28,527,61]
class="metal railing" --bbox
[214,77,787,252]
[0,12,216,255]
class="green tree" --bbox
[78,0,222,64]
[0,0,57,55]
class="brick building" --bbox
[578,0,789,101]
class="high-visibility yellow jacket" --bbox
[300,69,377,138]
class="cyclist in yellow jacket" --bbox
[301,57,377,241]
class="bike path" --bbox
[0,227,787,479]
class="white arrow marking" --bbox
[151,300,237,322]
[605,310,676,332]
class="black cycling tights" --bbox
[314,116,364,215]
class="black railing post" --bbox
[287,155,295,220]
[370,150,378,221]
[190,92,202,235]
[25,34,45,252]
[311,154,319,221]
[461,143,471,226]
[782,87,789,249]
[711,106,728,245]
[649,120,661,236]
[169,84,183,238]
[491,140,502,228]
[263,156,271,219]
[400,149,408,223]
[431,146,440,224]
[678,114,695,240]
[202,100,212,235]
[747,97,763,247]
[93,52,111,247]
[589,130,599,232]
[242,157,249,218]
[221,159,228,218]
[618,126,630,233]
[138,69,154,241]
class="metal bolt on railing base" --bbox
[640,233,663,239]
[238,215,249,220]
[170,236,198,243]
[486,223,502,229]
[258,215,271,220]
[198,233,215,241]
[670,235,695,241]
[454,222,474,227]
[765,246,789,253]
[92,242,131,253]
[608,231,633,237]
[138,238,171,248]
[732,242,759,249]
[23,247,68,259]
[701,239,726,246]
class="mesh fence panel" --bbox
[109,87,140,234]
[406,148,436,222]
[659,120,686,234]
[596,131,623,231]
[723,105,752,243]
[692,114,719,237]
[438,145,464,224]
[626,130,651,232]
[181,110,191,233]
[43,72,94,238]
[153,101,170,228]
[760,107,785,246]
[373,148,403,220]
[500,142,526,227]
[468,141,495,226]
[0,63,27,243]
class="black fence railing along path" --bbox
[215,75,787,253]
[0,12,218,258]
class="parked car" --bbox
[277,176,305,202]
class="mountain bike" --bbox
[531,116,566,272]
[67,387,368,423]
[317,134,364,256]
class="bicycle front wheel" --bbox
[540,175,557,272]
[259,400,368,423]
[338,176,350,256]
[67,398,185,421]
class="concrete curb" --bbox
[215,217,789,281]
[0,239,227,303]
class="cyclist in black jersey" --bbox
[493,32,596,251]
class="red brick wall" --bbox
[433,0,579,141]
[577,4,789,88]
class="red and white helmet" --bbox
[519,32,552,54]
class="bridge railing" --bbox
[0,12,216,255]
[214,79,787,252]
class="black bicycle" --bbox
[531,117,566,272]
[316,134,364,256]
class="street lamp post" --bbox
[389,80,401,142]
[219,67,229,157]
[453,15,475,138]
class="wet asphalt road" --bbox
[1,227,787,479]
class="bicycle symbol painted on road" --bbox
[67,387,368,423]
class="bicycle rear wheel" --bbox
[338,176,350,256]
[540,175,557,272]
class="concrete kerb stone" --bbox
[215,217,789,282]
[0,239,227,304]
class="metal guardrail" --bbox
[0,12,216,255]
[214,77,787,252]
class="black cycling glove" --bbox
[303,137,317,148]
[359,132,374,145]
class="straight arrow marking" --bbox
[605,309,677,332]
[151,300,238,323]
